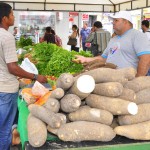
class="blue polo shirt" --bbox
[80,28,91,43]
[102,29,150,69]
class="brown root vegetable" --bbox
[86,94,138,115]
[47,125,58,135]
[60,94,81,113]
[47,113,67,135]
[28,104,62,128]
[68,75,95,100]
[43,98,60,113]
[124,76,150,92]
[57,121,116,142]
[74,68,128,85]
[68,106,113,125]
[27,114,47,147]
[55,113,67,125]
[56,73,74,91]
[84,60,105,70]
[114,121,150,140]
[50,88,64,99]
[93,82,123,97]
[104,63,117,69]
[118,103,150,125]
[135,88,150,104]
[117,67,137,80]
[117,88,136,102]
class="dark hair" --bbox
[72,24,79,36]
[0,3,12,23]
[14,26,17,30]
[51,29,56,35]
[45,26,52,33]
[94,21,103,28]
[142,20,149,28]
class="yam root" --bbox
[43,98,60,113]
[68,106,113,125]
[114,121,150,140]
[74,68,128,85]
[47,125,58,135]
[117,88,136,102]
[47,113,67,135]
[118,103,150,125]
[135,88,150,104]
[50,88,64,99]
[68,75,95,100]
[57,121,116,142]
[27,114,47,147]
[86,94,138,115]
[124,76,150,92]
[28,104,62,128]
[116,67,136,80]
[93,82,123,97]
[60,94,81,113]
[56,73,74,90]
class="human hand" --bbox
[73,55,87,64]
[36,75,47,83]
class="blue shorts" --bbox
[0,92,18,150]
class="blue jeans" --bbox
[0,92,18,150]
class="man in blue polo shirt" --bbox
[80,23,91,51]
[76,11,150,77]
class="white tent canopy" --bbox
[1,0,149,12]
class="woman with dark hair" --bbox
[51,29,62,47]
[69,24,80,52]
[44,26,56,44]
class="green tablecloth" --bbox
[17,97,59,149]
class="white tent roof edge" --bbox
[0,0,149,12]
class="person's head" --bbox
[0,2,14,30]
[93,21,103,31]
[109,11,133,35]
[13,26,18,34]
[141,20,149,32]
[45,26,52,33]
[51,29,56,35]
[72,24,79,36]
[83,22,88,29]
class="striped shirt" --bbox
[0,28,19,93]
[86,29,111,53]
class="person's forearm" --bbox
[85,56,106,63]
[7,62,35,79]
[136,58,150,77]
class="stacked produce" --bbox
[25,67,150,148]
[115,76,150,140]
[18,42,92,77]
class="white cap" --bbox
[109,11,133,24]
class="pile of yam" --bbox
[25,67,150,147]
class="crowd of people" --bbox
[0,1,150,149]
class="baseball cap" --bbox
[109,11,133,24]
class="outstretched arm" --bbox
[74,55,106,64]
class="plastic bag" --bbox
[21,88,40,105]
[32,81,49,97]
[20,58,38,74]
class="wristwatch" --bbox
[33,74,38,80]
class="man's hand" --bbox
[36,75,47,83]
[74,55,87,63]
